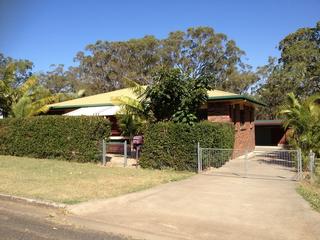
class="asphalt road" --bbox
[0,199,132,240]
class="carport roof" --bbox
[254,120,284,126]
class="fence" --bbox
[309,150,320,183]
[101,139,140,167]
[197,143,303,180]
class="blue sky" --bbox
[0,0,319,72]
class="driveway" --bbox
[68,164,320,240]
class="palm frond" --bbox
[122,77,145,96]
[18,76,38,95]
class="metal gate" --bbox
[197,146,302,181]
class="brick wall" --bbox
[207,101,255,158]
[207,102,231,122]
[233,105,255,157]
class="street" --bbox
[0,198,132,240]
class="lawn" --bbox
[0,155,193,204]
[297,182,320,212]
[297,165,320,212]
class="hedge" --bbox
[0,116,110,162]
[139,121,235,171]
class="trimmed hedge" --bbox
[140,121,235,171]
[0,116,110,162]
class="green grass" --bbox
[297,181,320,212]
[0,155,193,204]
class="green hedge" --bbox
[140,121,234,171]
[0,116,110,162]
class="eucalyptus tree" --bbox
[74,27,252,95]
[255,21,320,119]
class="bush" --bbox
[0,116,110,162]
[140,121,234,171]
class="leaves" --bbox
[141,67,210,125]
[72,27,248,95]
[0,116,111,162]
[140,121,234,171]
[280,93,320,162]
[255,21,320,119]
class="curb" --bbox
[0,193,67,209]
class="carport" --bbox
[255,120,288,146]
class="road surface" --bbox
[0,198,132,240]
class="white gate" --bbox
[197,146,302,181]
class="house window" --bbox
[229,105,233,122]
[240,109,245,126]
[250,108,254,123]
[233,105,237,124]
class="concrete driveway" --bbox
[68,166,320,240]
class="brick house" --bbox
[47,88,264,155]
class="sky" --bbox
[0,0,319,73]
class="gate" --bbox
[197,145,302,181]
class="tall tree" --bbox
[74,36,160,94]
[73,27,250,95]
[39,64,76,94]
[161,27,246,87]
[255,21,320,119]
[278,21,320,96]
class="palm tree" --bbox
[111,79,150,153]
[280,93,320,160]
[11,76,84,117]
[112,78,149,119]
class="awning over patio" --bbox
[63,106,121,116]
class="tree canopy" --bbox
[280,93,320,162]
[1,22,319,120]
[73,27,251,94]
[141,67,210,125]
[255,21,320,119]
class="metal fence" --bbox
[197,143,302,180]
[101,139,139,167]
[309,150,320,183]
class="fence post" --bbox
[197,142,202,173]
[245,150,248,178]
[124,140,128,167]
[309,150,315,182]
[297,148,302,180]
[102,139,106,166]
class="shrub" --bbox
[140,121,234,171]
[0,116,110,162]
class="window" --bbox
[250,108,254,123]
[233,105,237,124]
[240,109,245,126]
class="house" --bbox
[47,87,265,155]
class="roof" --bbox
[48,87,265,110]
[207,90,265,106]
[48,87,144,109]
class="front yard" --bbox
[0,155,193,204]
